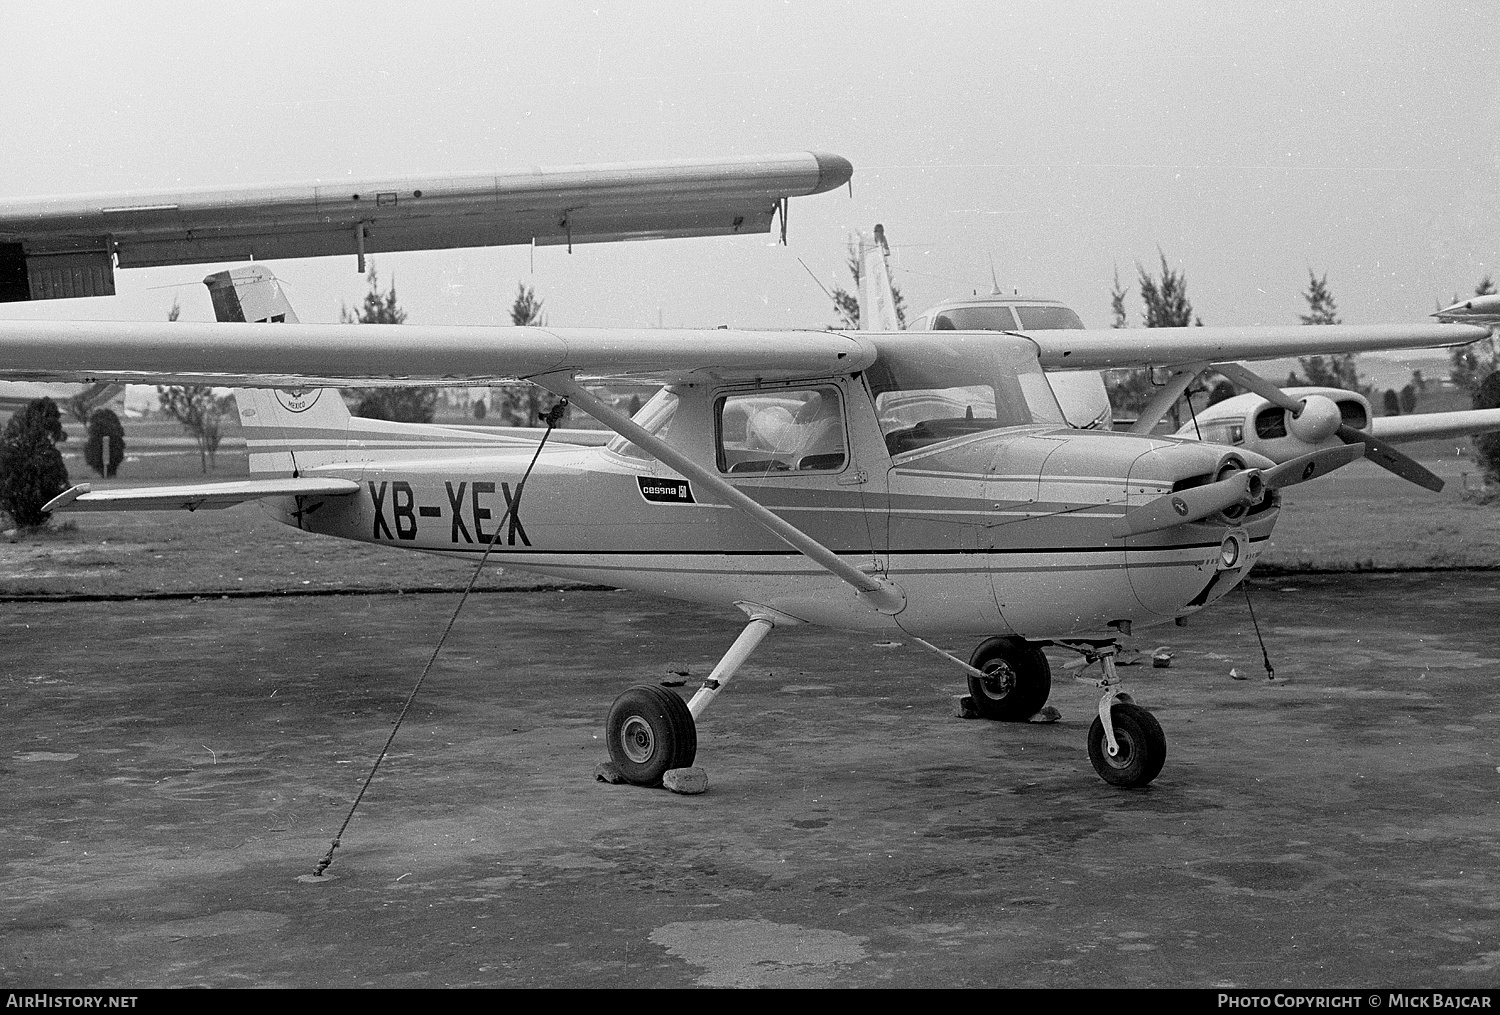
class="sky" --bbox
[1,0,1496,362]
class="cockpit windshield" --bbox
[864,335,1065,455]
[932,306,1018,331]
[1015,305,1085,330]
[925,303,1084,332]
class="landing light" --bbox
[1219,534,1242,569]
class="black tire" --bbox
[605,684,697,786]
[966,637,1052,721]
[1087,702,1167,788]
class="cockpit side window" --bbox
[716,386,847,475]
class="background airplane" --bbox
[854,226,1500,492]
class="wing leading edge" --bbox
[0,320,877,388]
[1024,323,1491,370]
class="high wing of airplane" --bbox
[0,152,852,301]
[0,267,1491,792]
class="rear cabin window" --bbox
[716,387,847,475]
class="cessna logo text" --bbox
[638,477,694,503]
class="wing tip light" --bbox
[810,153,854,194]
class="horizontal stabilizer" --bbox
[44,477,359,513]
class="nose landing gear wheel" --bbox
[1087,702,1166,788]
[966,637,1052,721]
[605,684,697,786]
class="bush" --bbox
[1472,372,1500,484]
[351,388,437,423]
[84,408,126,477]
[0,398,70,528]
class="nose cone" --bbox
[810,152,854,194]
[1435,293,1500,320]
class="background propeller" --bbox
[1213,362,1443,492]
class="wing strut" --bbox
[1128,361,1210,434]
[539,374,906,615]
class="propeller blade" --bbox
[1112,470,1262,538]
[1212,361,1301,412]
[1336,425,1444,492]
[1262,443,1368,490]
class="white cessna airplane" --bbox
[0,260,1488,789]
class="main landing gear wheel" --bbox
[605,684,698,786]
[1087,702,1167,788]
[966,637,1052,721]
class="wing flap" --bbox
[44,478,360,513]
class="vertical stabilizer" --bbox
[856,223,900,331]
[204,266,349,475]
[204,264,300,324]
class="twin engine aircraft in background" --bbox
[1,262,1491,789]
[855,228,1500,491]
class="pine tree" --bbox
[1109,266,1129,329]
[492,282,558,427]
[0,398,70,529]
[1138,253,1195,328]
[1296,270,1362,391]
[1104,254,1199,419]
[1450,276,1498,392]
[344,267,437,423]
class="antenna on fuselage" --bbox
[988,253,1001,295]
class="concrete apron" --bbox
[2,574,1498,987]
